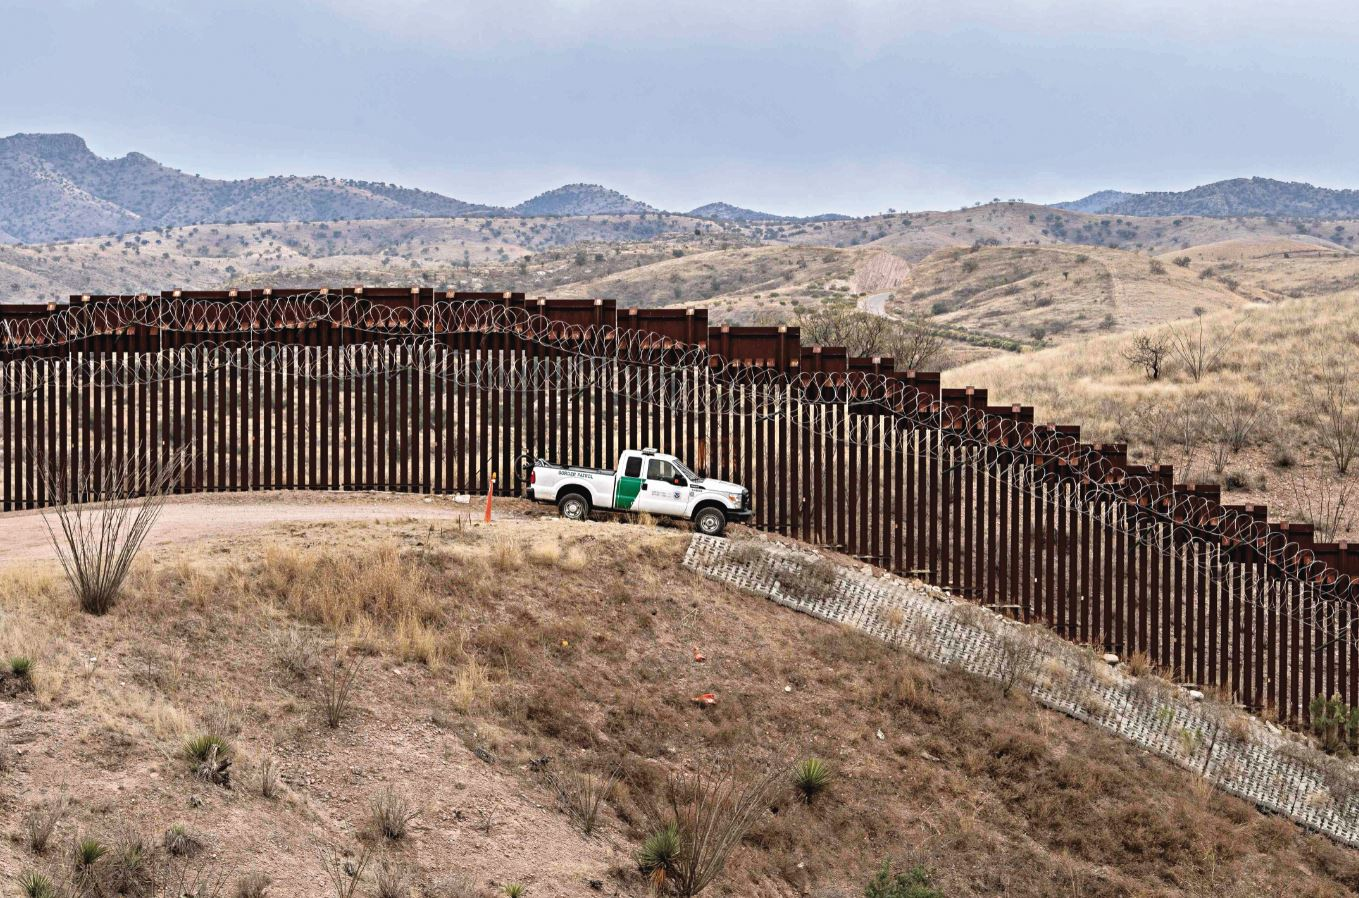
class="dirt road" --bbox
[858,291,891,315]
[0,491,491,565]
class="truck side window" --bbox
[623,456,643,478]
[648,459,686,486]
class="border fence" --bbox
[3,287,1358,731]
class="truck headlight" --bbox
[727,494,739,503]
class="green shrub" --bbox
[864,862,942,898]
[17,872,56,898]
[793,758,831,803]
[185,734,233,785]
[638,823,682,892]
[163,823,203,857]
[73,836,108,870]
[1311,694,1359,755]
[503,886,526,898]
[9,656,33,682]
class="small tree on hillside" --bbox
[1121,332,1171,381]
[1166,314,1238,383]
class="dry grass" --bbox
[4,511,1359,897]
[948,292,1359,537]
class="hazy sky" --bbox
[3,0,1357,216]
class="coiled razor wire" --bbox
[1,292,1355,632]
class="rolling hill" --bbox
[1058,177,1359,219]
[0,133,843,244]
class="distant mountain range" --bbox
[0,133,829,243]
[1057,177,1359,219]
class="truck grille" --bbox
[742,489,752,511]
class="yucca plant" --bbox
[638,823,682,893]
[793,758,831,803]
[503,884,526,897]
[17,871,56,898]
[185,733,233,786]
[73,836,108,871]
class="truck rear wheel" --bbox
[558,493,591,522]
[694,506,727,536]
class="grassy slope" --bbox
[946,289,1359,535]
[3,504,1358,897]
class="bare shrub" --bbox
[1121,332,1171,381]
[234,872,272,898]
[1206,389,1266,474]
[373,858,413,898]
[1279,471,1354,541]
[548,766,620,836]
[428,873,482,898]
[996,628,1042,697]
[370,787,421,840]
[1166,315,1237,383]
[320,846,370,898]
[774,557,841,604]
[320,654,362,728]
[23,794,69,853]
[796,307,945,371]
[1307,365,1359,474]
[36,444,191,614]
[257,757,281,799]
[640,767,785,897]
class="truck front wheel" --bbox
[694,506,728,536]
[558,493,591,522]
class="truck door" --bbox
[612,454,645,511]
[636,457,690,518]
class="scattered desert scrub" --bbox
[254,543,452,661]
[257,756,281,798]
[320,654,362,728]
[370,786,421,840]
[490,539,524,571]
[22,794,70,853]
[527,540,562,566]
[36,444,190,614]
[639,768,786,897]
[234,871,272,898]
[320,846,370,898]
[547,765,620,836]
[863,861,942,898]
[373,858,413,898]
[164,823,203,857]
[449,657,491,713]
[773,556,841,604]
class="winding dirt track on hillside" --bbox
[0,491,493,564]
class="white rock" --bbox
[784,685,793,693]
[1103,653,1119,665]
[1188,689,1205,701]
[875,729,885,740]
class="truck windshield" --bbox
[672,459,698,481]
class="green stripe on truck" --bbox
[614,475,643,510]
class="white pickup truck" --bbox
[526,448,752,536]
